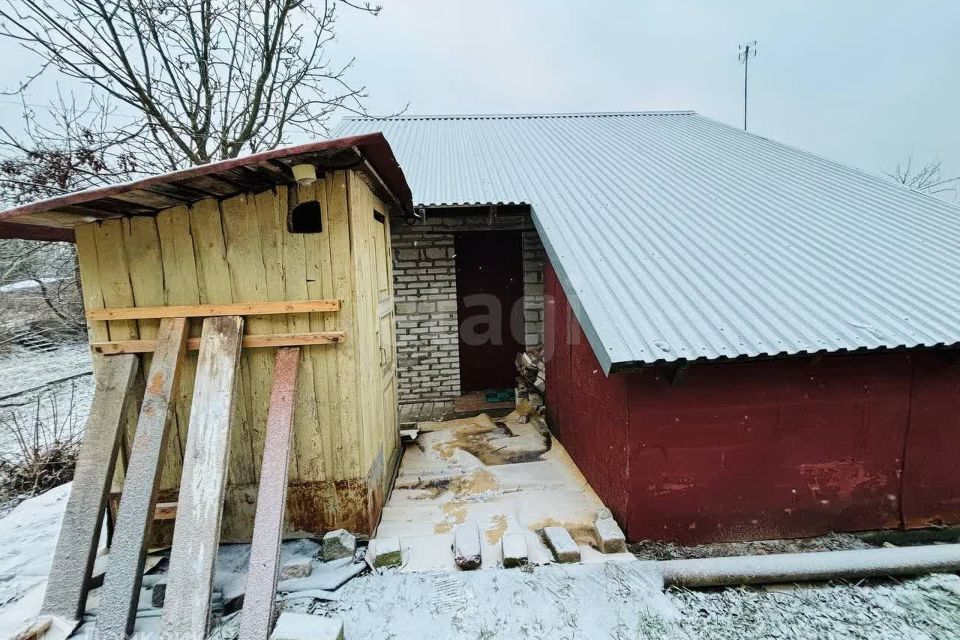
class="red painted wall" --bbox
[545,263,960,544]
[545,265,630,519]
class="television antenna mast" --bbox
[738,41,757,131]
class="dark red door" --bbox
[455,230,525,392]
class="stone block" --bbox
[371,537,403,568]
[270,612,344,640]
[543,526,580,563]
[453,521,482,570]
[280,557,314,580]
[501,533,528,568]
[322,529,357,561]
[594,511,627,554]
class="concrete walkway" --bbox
[373,412,633,571]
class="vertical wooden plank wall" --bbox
[74,171,400,539]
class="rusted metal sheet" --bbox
[626,354,910,544]
[901,351,960,528]
[0,133,412,236]
[544,264,630,520]
[41,354,141,622]
[545,263,960,545]
[161,316,244,640]
[96,317,188,640]
[240,347,301,640]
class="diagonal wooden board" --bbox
[41,354,142,622]
[94,317,188,640]
[239,347,301,640]
[160,316,245,640]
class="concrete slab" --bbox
[375,411,636,572]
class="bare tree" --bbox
[0,93,145,204]
[0,0,385,171]
[886,157,960,200]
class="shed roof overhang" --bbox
[0,133,412,242]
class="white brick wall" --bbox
[391,210,545,403]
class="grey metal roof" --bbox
[337,111,960,372]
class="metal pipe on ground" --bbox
[654,543,960,588]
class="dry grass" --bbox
[0,383,84,511]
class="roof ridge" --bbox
[344,110,697,122]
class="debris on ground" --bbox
[671,573,960,640]
[630,532,874,560]
[270,611,344,640]
[321,529,356,562]
[370,537,402,568]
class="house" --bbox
[338,111,960,545]
[3,111,960,554]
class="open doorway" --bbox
[455,230,525,393]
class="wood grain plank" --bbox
[222,193,272,488]
[323,172,361,478]
[87,299,341,321]
[91,331,345,354]
[95,317,188,640]
[238,347,301,640]
[41,354,142,622]
[160,315,244,640]
[277,188,317,484]
[155,204,202,494]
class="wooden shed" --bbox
[0,134,412,542]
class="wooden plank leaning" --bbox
[160,315,245,640]
[238,347,302,640]
[40,354,142,623]
[94,317,188,640]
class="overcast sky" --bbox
[0,1,957,182]
[331,0,960,180]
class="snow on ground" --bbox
[671,574,960,640]
[0,483,70,638]
[0,342,92,400]
[0,484,959,639]
[304,562,687,639]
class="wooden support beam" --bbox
[160,316,244,640]
[153,502,178,521]
[239,347,301,640]
[41,354,142,623]
[86,299,340,322]
[91,331,345,355]
[95,317,188,640]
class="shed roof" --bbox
[0,133,412,242]
[337,111,960,372]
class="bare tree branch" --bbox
[0,0,391,167]
[886,157,960,200]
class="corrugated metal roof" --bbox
[337,111,960,372]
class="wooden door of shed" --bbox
[455,230,525,392]
[374,212,398,439]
